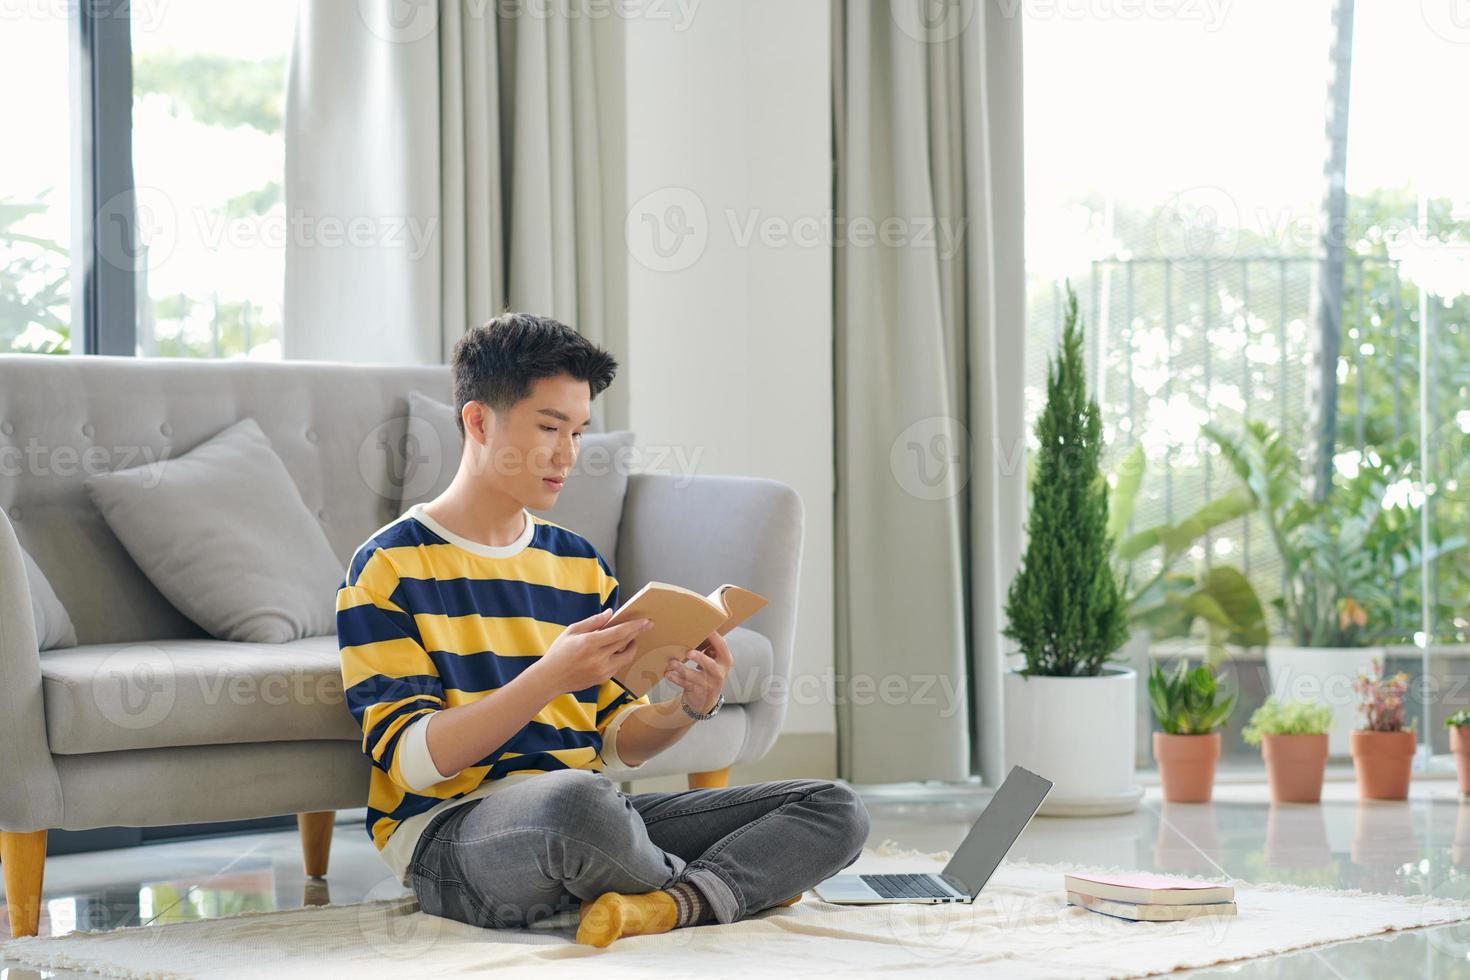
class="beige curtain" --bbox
[284,2,615,364]
[833,0,1027,786]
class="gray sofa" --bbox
[0,354,803,938]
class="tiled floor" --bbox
[4,777,1470,978]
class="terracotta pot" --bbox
[1260,733,1328,804]
[1350,729,1416,801]
[1153,732,1221,803]
[1452,725,1470,797]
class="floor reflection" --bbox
[4,784,1470,977]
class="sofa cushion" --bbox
[83,418,345,644]
[39,627,772,756]
[40,635,359,755]
[22,546,77,651]
[402,392,636,568]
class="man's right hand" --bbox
[537,609,653,692]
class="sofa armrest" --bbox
[615,473,804,762]
[0,507,63,830]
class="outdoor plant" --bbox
[1109,442,1267,661]
[1446,707,1470,796]
[1004,284,1129,676]
[1353,658,1411,732]
[1204,420,1464,647]
[1148,660,1236,735]
[1242,698,1334,745]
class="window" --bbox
[1023,2,1470,763]
[0,13,72,354]
[1,0,296,358]
[130,2,296,358]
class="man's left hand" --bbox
[663,630,731,715]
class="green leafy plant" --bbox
[1446,709,1470,728]
[1004,283,1129,677]
[0,194,70,354]
[1148,659,1236,735]
[1204,420,1464,647]
[1242,698,1334,745]
[1109,442,1267,661]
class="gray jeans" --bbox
[407,768,871,929]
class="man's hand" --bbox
[537,609,652,692]
[662,630,732,714]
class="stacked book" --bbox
[1065,873,1237,921]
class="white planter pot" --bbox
[1119,629,1152,768]
[1264,646,1378,757]
[1004,666,1142,816]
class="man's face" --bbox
[470,373,591,509]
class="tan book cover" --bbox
[605,581,769,697]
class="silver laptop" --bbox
[814,766,1052,905]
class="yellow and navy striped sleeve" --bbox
[337,547,444,794]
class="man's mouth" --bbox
[543,476,566,490]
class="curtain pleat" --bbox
[285,1,609,363]
[833,0,1027,786]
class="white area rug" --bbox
[6,843,1468,979]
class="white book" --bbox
[1068,891,1238,922]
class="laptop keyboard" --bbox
[859,873,958,900]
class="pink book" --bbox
[1063,873,1234,906]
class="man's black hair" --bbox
[450,312,618,437]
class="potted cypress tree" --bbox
[1003,284,1136,815]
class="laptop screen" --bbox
[941,766,1053,897]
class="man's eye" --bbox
[541,425,557,433]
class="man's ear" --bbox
[461,400,493,446]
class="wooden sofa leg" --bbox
[2,829,47,938]
[688,768,730,790]
[297,812,335,878]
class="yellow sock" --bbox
[774,893,802,908]
[576,891,679,947]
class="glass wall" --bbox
[131,1,297,358]
[1023,0,1470,763]
[0,14,72,354]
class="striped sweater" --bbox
[336,502,649,886]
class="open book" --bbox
[605,581,769,697]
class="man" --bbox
[337,312,869,946]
